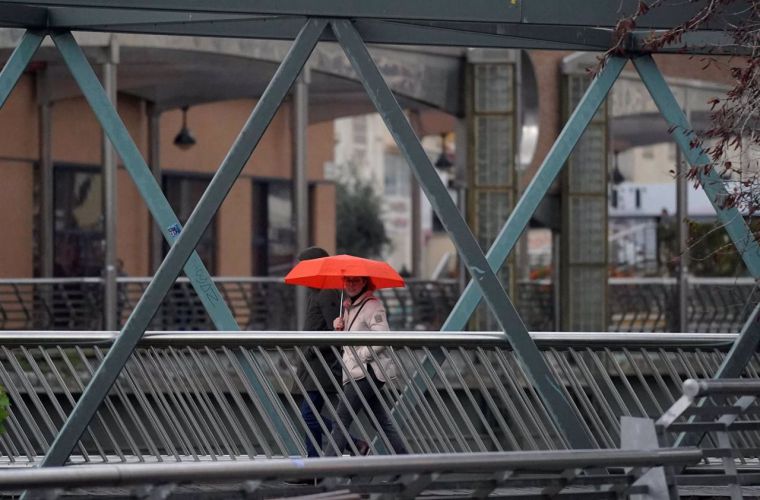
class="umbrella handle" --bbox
[338,289,344,325]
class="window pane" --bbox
[54,166,103,277]
[163,174,217,273]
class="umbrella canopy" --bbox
[284,254,405,290]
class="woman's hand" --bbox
[333,317,345,331]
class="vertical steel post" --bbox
[101,39,119,331]
[147,103,162,274]
[409,112,423,277]
[37,19,326,469]
[442,56,627,331]
[37,67,54,279]
[293,66,309,328]
[331,19,593,448]
[676,144,689,332]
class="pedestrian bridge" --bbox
[0,330,748,462]
[1,330,759,498]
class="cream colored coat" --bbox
[340,291,396,384]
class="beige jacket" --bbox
[340,291,396,384]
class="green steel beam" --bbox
[0,4,47,26]
[0,30,43,108]
[331,18,593,449]
[634,54,760,384]
[37,19,325,469]
[716,302,760,379]
[52,31,239,332]
[0,0,521,22]
[0,0,749,29]
[44,15,610,51]
[633,55,760,279]
[0,3,748,54]
[442,55,626,332]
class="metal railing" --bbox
[0,278,460,332]
[2,276,757,332]
[1,449,702,499]
[0,331,751,466]
[656,378,760,499]
[520,277,760,332]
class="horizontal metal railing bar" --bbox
[0,277,105,285]
[2,276,749,284]
[683,378,760,398]
[0,449,703,490]
[0,277,457,285]
[0,331,741,348]
[608,277,757,286]
[0,331,508,347]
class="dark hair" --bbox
[297,246,329,261]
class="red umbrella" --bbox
[284,254,405,290]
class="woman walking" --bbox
[327,275,407,456]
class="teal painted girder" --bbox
[34,19,327,469]
[52,31,239,332]
[331,18,594,448]
[633,54,760,387]
[0,30,42,107]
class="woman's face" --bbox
[344,276,367,297]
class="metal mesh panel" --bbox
[475,190,512,250]
[474,116,513,187]
[568,124,607,193]
[568,197,606,264]
[568,267,606,330]
[474,64,513,113]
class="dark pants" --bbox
[300,390,334,458]
[326,366,407,456]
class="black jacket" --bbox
[297,288,342,392]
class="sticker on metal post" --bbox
[168,223,182,238]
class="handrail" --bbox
[0,277,458,285]
[0,330,740,348]
[0,449,703,490]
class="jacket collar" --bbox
[344,290,374,311]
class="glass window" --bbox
[252,179,295,276]
[54,166,104,277]
[383,152,410,197]
[163,173,218,273]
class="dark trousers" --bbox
[326,366,407,455]
[300,390,332,458]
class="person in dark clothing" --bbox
[295,246,368,457]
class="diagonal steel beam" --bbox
[37,19,326,468]
[52,31,239,331]
[331,18,592,448]
[443,56,626,331]
[634,54,760,383]
[0,30,44,108]
[634,55,760,279]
